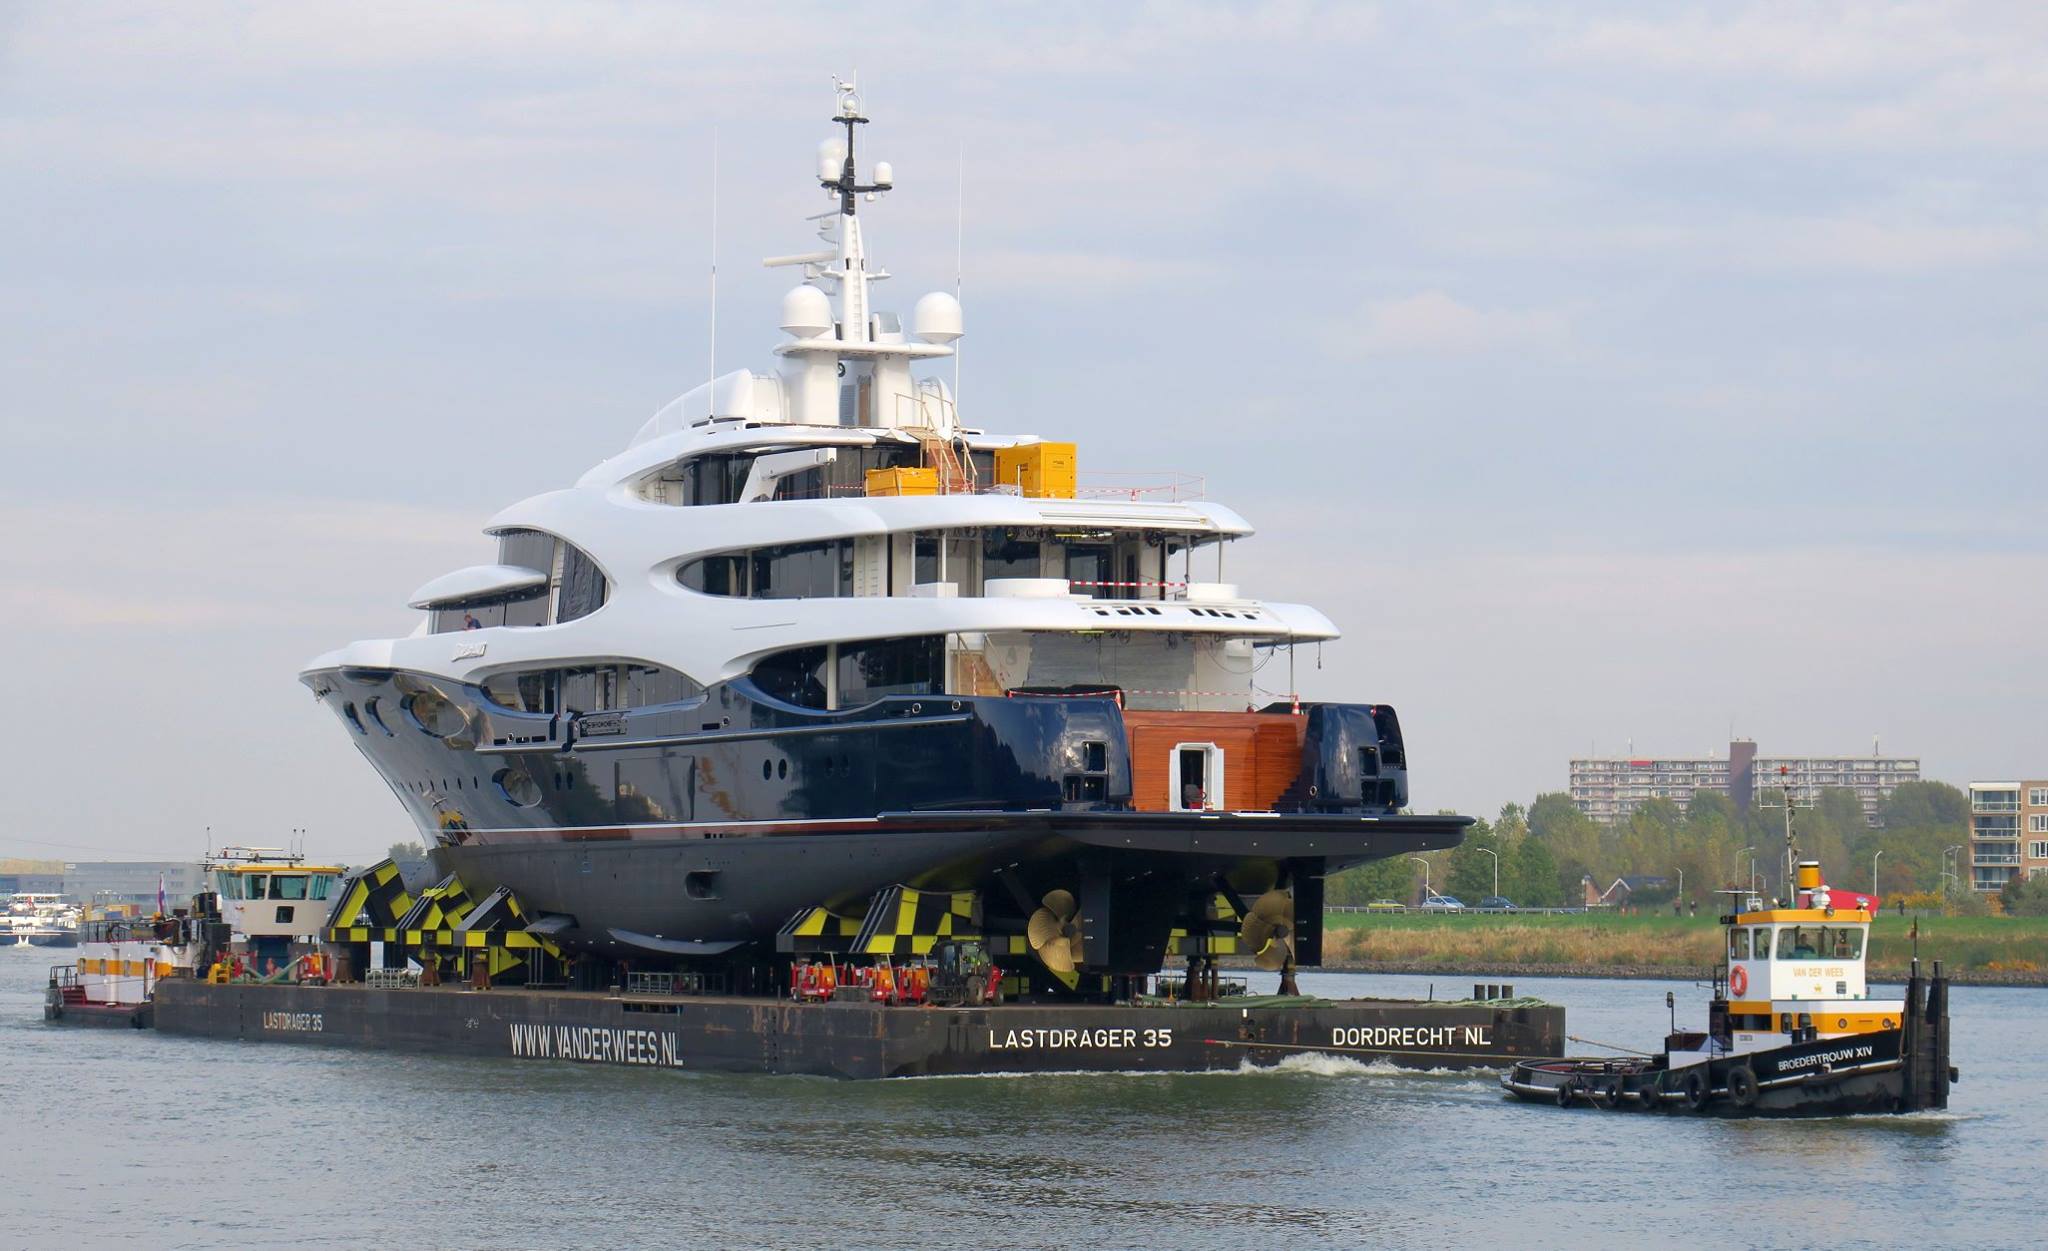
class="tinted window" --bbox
[984,530,1041,580]
[679,554,748,596]
[753,645,829,707]
[483,671,558,715]
[839,636,942,703]
[558,543,607,622]
[753,540,852,600]
[680,452,757,506]
[752,637,944,709]
[496,529,556,573]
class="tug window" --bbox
[1781,929,1822,960]
[1728,929,1749,960]
[1750,928,1773,959]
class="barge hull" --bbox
[154,981,1562,1079]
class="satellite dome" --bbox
[780,285,833,338]
[817,137,846,183]
[912,291,963,344]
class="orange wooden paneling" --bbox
[1123,712,1306,812]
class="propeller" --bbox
[1026,889,1085,974]
[1239,888,1295,972]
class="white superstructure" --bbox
[303,79,1334,718]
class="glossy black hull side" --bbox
[434,811,1468,960]
[304,667,1419,840]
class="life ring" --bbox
[1728,966,1749,997]
[1678,1068,1709,1112]
[1727,1065,1760,1108]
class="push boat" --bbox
[45,848,341,1027]
[1503,860,1956,1117]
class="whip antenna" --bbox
[708,124,720,388]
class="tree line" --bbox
[1326,781,1975,910]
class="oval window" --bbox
[495,768,542,808]
[404,689,467,738]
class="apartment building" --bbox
[1967,781,2048,893]
[1570,739,1920,826]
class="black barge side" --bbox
[154,980,1562,1079]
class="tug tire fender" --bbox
[1678,1068,1709,1112]
[1554,1079,1578,1108]
[1727,1065,1760,1108]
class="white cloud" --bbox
[1330,291,1570,357]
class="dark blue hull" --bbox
[307,665,1463,970]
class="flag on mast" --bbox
[157,873,167,916]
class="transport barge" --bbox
[152,979,1561,1080]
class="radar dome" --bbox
[817,138,846,183]
[912,291,963,344]
[873,160,893,187]
[780,285,833,338]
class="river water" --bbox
[1,949,2037,1250]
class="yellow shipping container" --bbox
[992,441,1078,499]
[865,466,941,497]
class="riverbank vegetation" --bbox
[1327,781,1977,912]
[1320,911,2048,980]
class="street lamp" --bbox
[1477,847,1499,901]
[1408,855,1431,904]
[1872,848,1884,899]
[1675,867,1684,908]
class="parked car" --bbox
[1364,899,1407,912]
[1478,896,1518,911]
[1418,894,1465,912]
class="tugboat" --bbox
[45,847,342,1027]
[1503,860,1956,1117]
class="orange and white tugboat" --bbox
[1504,859,1956,1117]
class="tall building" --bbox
[1967,781,2048,893]
[61,860,208,908]
[1569,739,1921,827]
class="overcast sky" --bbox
[4,2,2044,864]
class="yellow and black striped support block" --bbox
[775,906,865,954]
[322,859,415,943]
[852,886,983,957]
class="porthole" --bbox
[777,759,789,780]
[495,768,542,808]
[404,688,466,738]
[762,759,773,780]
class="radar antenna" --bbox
[823,77,892,216]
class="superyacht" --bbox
[304,81,1468,990]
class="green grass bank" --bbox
[1318,911,2048,985]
